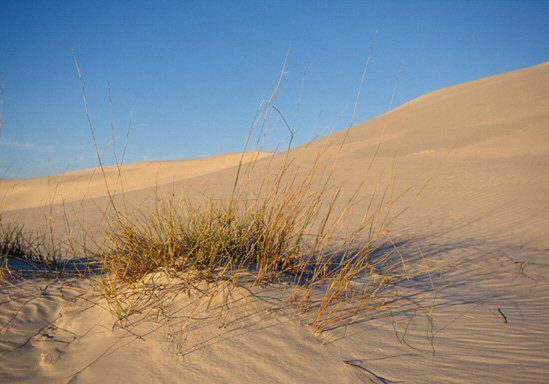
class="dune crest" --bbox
[0,152,271,212]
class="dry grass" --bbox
[0,50,429,339]
[72,47,419,336]
[92,118,410,334]
[0,217,63,278]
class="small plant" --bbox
[68,48,422,336]
[96,147,408,334]
[0,216,63,278]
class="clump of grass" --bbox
[0,49,434,348]
[96,151,406,334]
[102,172,323,285]
[0,217,63,279]
[69,48,422,335]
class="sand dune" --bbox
[1,62,548,383]
[0,152,270,212]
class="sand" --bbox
[1,62,548,383]
[0,152,270,212]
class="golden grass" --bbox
[0,217,63,278]
[0,49,429,338]
[91,95,410,334]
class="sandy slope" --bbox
[1,62,548,383]
[0,152,270,212]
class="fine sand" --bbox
[1,62,548,383]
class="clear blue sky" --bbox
[1,0,548,178]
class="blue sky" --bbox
[1,0,548,178]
